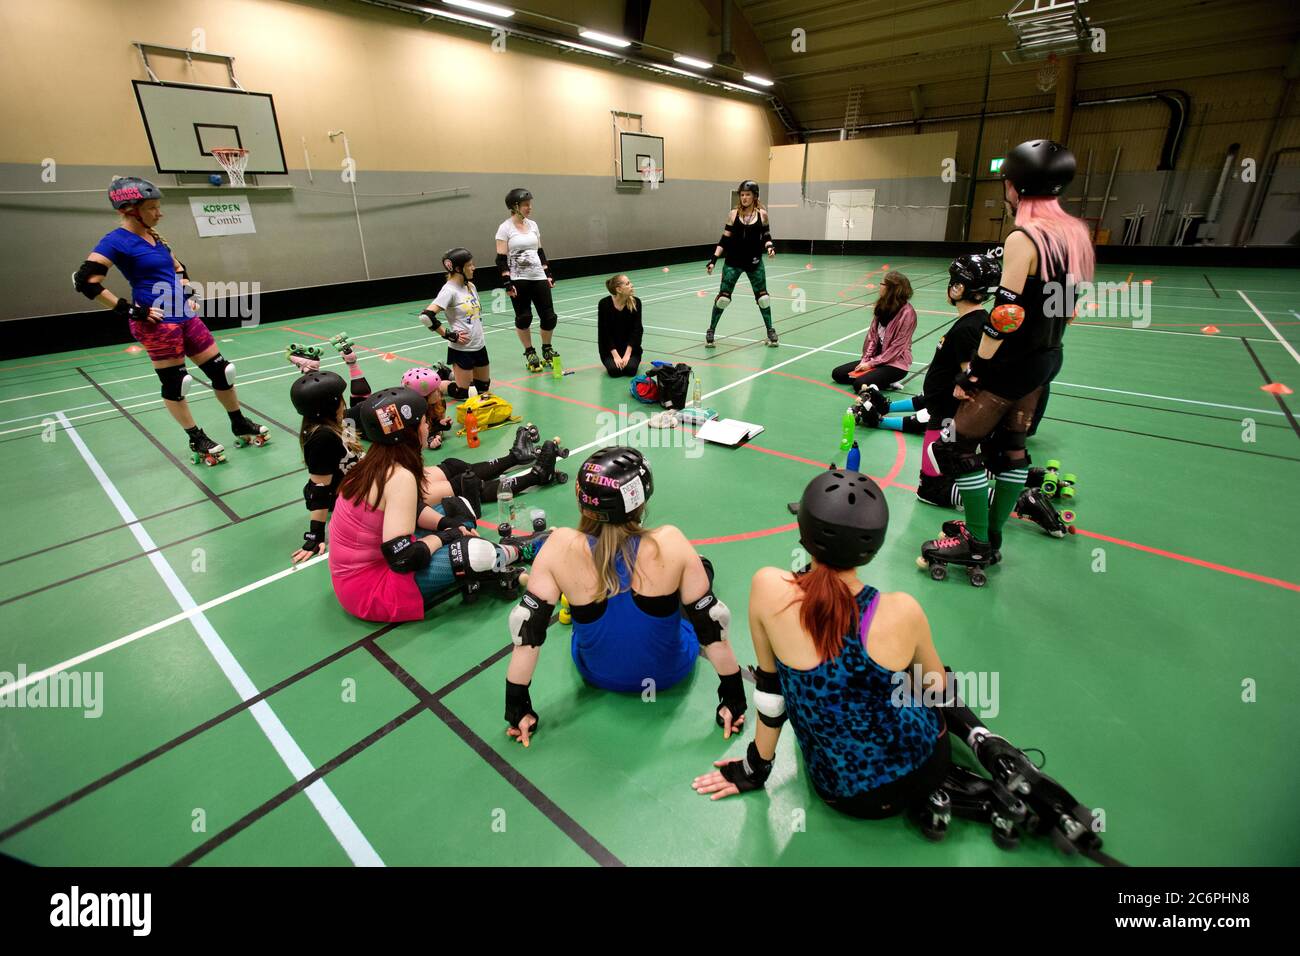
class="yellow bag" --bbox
[455,392,519,434]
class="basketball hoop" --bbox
[640,165,664,191]
[1036,53,1060,93]
[211,147,250,187]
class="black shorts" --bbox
[447,346,489,370]
[981,347,1061,401]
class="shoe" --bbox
[524,348,543,373]
[705,329,716,348]
[766,327,779,347]
[541,344,560,368]
[509,423,542,465]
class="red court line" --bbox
[1074,529,1300,593]
[691,522,799,546]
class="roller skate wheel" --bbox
[1061,487,1075,500]
[553,471,569,485]
[915,556,929,571]
[992,823,1020,850]
[929,563,948,582]
[1060,510,1076,524]
[968,569,987,587]
[1045,460,1061,471]
[497,522,512,538]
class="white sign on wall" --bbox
[190,195,256,237]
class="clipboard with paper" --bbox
[695,417,765,448]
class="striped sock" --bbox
[990,467,1030,548]
[954,471,990,540]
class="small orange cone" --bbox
[1261,382,1293,395]
[125,344,143,353]
[381,352,397,362]
[1201,325,1220,335]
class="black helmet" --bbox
[948,253,1002,303]
[797,469,889,568]
[576,446,654,524]
[355,387,427,446]
[290,370,347,420]
[442,247,473,275]
[738,179,760,197]
[109,176,162,210]
[505,188,533,211]
[1000,140,1075,197]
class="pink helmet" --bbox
[401,366,442,397]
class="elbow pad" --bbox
[684,590,730,646]
[303,480,335,512]
[73,260,108,300]
[984,288,1025,339]
[509,590,555,647]
[752,666,788,728]
[419,309,443,333]
[382,535,432,573]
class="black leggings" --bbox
[602,354,642,378]
[820,728,952,820]
[512,280,558,331]
[831,362,906,389]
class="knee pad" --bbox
[438,457,469,481]
[199,354,235,390]
[932,436,984,477]
[447,382,469,400]
[448,536,502,577]
[983,430,1030,475]
[755,292,771,310]
[513,311,532,330]
[714,294,731,311]
[472,378,491,394]
[157,365,192,402]
[539,310,557,332]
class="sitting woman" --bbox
[327,387,547,622]
[596,274,643,378]
[500,447,746,745]
[289,369,365,565]
[830,271,917,391]
[692,469,950,819]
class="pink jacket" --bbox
[861,302,916,372]
[328,495,425,622]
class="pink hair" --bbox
[1013,195,1095,284]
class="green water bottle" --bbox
[552,352,563,379]
[840,408,855,450]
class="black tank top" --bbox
[725,208,765,267]
[992,227,1071,364]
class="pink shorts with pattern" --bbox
[129,317,216,363]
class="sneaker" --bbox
[705,329,716,348]
[766,327,779,347]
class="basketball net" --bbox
[640,165,662,191]
[212,147,250,188]
[1036,54,1060,93]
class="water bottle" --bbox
[847,440,861,472]
[497,489,514,526]
[558,594,572,625]
[552,353,563,379]
[466,409,480,448]
[692,374,703,408]
[840,408,855,450]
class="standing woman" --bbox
[596,274,643,378]
[496,188,559,372]
[705,180,777,348]
[419,248,492,400]
[920,140,1094,577]
[73,177,267,465]
[829,271,917,391]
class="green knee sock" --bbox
[759,306,774,329]
[989,467,1029,547]
[954,471,990,541]
[708,308,723,331]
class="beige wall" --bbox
[0,0,772,178]
[769,130,959,183]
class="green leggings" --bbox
[710,261,773,331]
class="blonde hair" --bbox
[604,274,637,311]
[577,508,656,599]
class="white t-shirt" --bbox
[495,217,547,281]
[433,280,485,351]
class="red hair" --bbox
[786,564,860,662]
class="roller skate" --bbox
[231,413,271,448]
[433,361,453,381]
[765,327,779,347]
[523,347,543,373]
[285,343,323,372]
[500,529,551,564]
[541,344,560,369]
[918,526,994,586]
[189,428,227,466]
[509,423,542,465]
[705,329,716,348]
[938,519,1002,565]
[1013,487,1075,537]
[530,438,570,487]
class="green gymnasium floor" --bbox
[1,254,1297,867]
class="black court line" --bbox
[364,640,623,867]
[77,368,240,522]
[1044,415,1300,461]
[0,499,298,609]
[1240,337,1300,442]
[0,622,400,845]
[187,377,296,437]
[1050,389,1291,427]
[0,469,302,569]
[1204,273,1221,298]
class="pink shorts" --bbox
[129,317,216,363]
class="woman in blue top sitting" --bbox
[692,469,951,818]
[501,447,747,746]
[72,176,267,466]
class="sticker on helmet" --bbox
[620,475,645,512]
[374,402,407,435]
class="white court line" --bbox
[15,414,383,866]
[1238,290,1300,367]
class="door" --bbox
[969,180,1009,243]
[825,189,875,241]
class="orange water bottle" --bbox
[466,409,480,448]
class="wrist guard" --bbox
[113,298,152,322]
[302,519,326,552]
[716,670,747,727]
[719,740,773,792]
[505,679,539,734]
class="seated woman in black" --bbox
[597,274,643,378]
[692,469,950,819]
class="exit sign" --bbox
[989,157,1005,174]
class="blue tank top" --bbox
[776,586,941,798]
[92,227,186,322]
[569,537,699,693]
